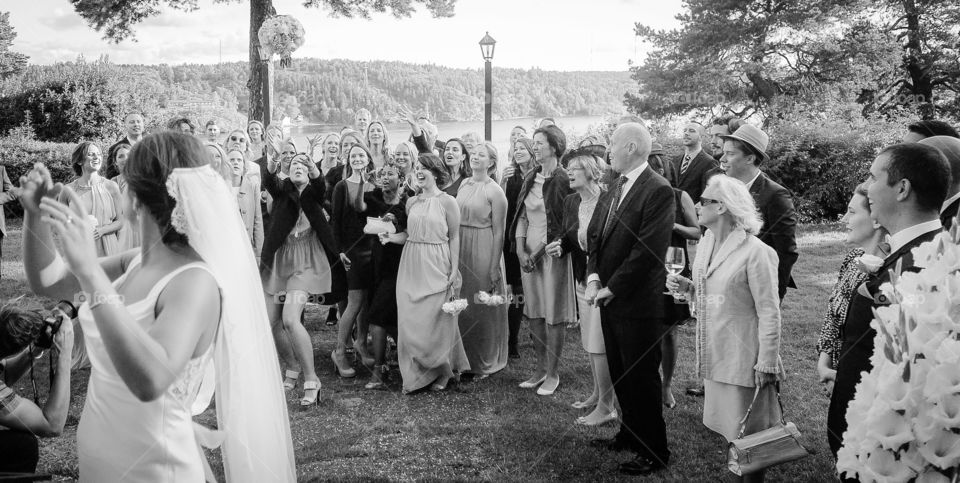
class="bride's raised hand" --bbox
[19,163,60,216]
[39,186,99,277]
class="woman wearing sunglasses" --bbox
[666,175,783,482]
[223,129,261,186]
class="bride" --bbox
[21,132,296,482]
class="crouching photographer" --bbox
[0,301,75,473]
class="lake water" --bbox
[289,115,606,165]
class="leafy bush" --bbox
[0,135,76,219]
[0,60,164,143]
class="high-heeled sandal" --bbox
[282,370,300,391]
[518,375,547,389]
[331,350,356,378]
[364,365,388,390]
[571,396,598,409]
[353,340,375,367]
[575,410,618,426]
[300,380,321,406]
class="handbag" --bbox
[727,383,811,476]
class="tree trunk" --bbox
[248,0,276,125]
[902,0,935,119]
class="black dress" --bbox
[664,189,692,325]
[332,178,375,290]
[827,289,874,457]
[364,190,408,334]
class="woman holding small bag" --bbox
[455,142,509,378]
[666,175,783,482]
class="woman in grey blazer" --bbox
[667,175,783,483]
[226,148,264,262]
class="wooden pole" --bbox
[262,59,273,127]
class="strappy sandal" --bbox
[300,380,321,406]
[282,370,300,391]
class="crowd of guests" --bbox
[1,105,959,479]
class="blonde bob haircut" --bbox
[563,152,607,185]
[704,175,763,235]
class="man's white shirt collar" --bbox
[889,219,942,253]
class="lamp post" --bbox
[258,46,273,128]
[479,32,496,142]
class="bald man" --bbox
[585,122,674,475]
[669,122,719,203]
[919,136,960,230]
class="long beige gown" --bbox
[456,178,508,375]
[396,193,470,392]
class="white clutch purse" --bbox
[363,217,396,235]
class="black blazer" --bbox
[941,198,959,231]
[558,193,591,283]
[669,150,717,203]
[509,164,571,251]
[586,167,675,321]
[502,166,527,284]
[259,165,346,299]
[750,173,799,300]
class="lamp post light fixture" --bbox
[479,32,496,141]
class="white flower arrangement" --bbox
[837,227,960,482]
[477,291,506,306]
[441,298,468,316]
[257,15,305,68]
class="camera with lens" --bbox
[35,300,77,349]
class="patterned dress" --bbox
[816,248,867,368]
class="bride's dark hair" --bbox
[124,132,207,247]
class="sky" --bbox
[7,0,684,71]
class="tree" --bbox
[626,0,959,120]
[70,0,457,125]
[0,12,28,79]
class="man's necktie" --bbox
[680,154,692,176]
[602,176,628,240]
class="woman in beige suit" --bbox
[667,175,783,483]
[227,148,264,262]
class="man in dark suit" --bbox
[829,143,950,466]
[918,136,960,231]
[0,166,19,277]
[668,122,717,203]
[106,112,145,178]
[720,124,798,301]
[585,123,675,476]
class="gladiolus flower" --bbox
[917,430,960,469]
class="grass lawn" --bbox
[6,221,850,482]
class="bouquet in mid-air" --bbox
[257,15,305,68]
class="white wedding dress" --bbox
[77,256,215,482]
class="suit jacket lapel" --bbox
[600,169,652,248]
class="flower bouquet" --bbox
[442,298,468,316]
[837,225,960,482]
[477,291,507,306]
[257,15,305,68]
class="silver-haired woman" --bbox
[666,175,783,482]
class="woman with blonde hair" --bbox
[456,141,509,378]
[62,142,124,257]
[546,149,615,424]
[393,140,418,196]
[366,120,391,169]
[666,175,783,483]
[247,120,266,157]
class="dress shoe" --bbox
[536,376,560,396]
[518,375,546,389]
[589,437,631,452]
[619,455,666,476]
[686,386,704,397]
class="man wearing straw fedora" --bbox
[719,124,798,302]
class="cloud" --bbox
[39,8,85,31]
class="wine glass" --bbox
[664,247,686,300]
